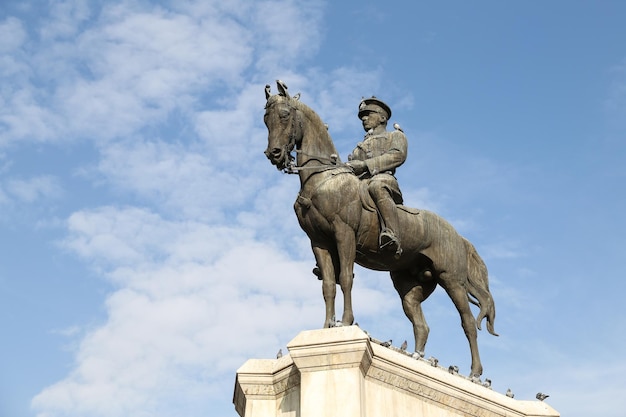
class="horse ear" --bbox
[276,80,290,98]
[265,84,271,100]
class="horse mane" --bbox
[290,98,339,156]
[268,94,338,155]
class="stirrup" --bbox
[380,231,402,258]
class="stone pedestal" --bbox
[233,326,559,417]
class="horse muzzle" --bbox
[264,147,286,169]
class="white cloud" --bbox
[1,0,256,146]
[4,175,63,203]
[251,1,324,73]
[39,0,91,40]
[33,204,331,417]
[23,1,419,416]
[0,16,27,53]
[309,67,384,136]
[95,139,248,221]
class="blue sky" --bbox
[1,1,625,416]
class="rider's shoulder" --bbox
[388,129,407,140]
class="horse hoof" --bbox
[411,351,424,359]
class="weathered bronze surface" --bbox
[263,81,497,377]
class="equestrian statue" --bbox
[263,80,498,378]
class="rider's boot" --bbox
[376,197,402,258]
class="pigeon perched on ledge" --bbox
[400,340,408,351]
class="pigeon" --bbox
[428,356,439,367]
[400,340,408,351]
[506,389,514,398]
[482,379,492,389]
[293,92,301,100]
[448,365,459,375]
[381,339,392,348]
[276,349,283,359]
[393,122,403,132]
[536,392,549,401]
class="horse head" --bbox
[263,80,303,171]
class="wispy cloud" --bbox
[23,2,396,416]
[4,175,63,203]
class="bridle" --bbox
[266,97,343,175]
[265,81,351,176]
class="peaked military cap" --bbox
[358,96,392,119]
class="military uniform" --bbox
[348,97,407,257]
[348,128,407,203]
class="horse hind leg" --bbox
[440,274,483,377]
[391,271,436,356]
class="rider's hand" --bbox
[347,160,367,175]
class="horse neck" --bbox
[296,112,339,187]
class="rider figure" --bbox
[347,97,407,258]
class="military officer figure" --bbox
[347,97,408,257]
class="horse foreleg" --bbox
[391,271,436,355]
[312,245,337,328]
[334,223,356,326]
[441,277,483,377]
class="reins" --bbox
[265,85,352,176]
[279,101,350,175]
[283,150,347,174]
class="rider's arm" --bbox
[364,130,408,175]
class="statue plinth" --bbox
[233,326,559,417]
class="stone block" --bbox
[233,326,559,417]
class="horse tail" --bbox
[464,238,498,336]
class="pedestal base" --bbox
[233,326,559,417]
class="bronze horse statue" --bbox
[263,81,497,377]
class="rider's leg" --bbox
[368,181,401,256]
